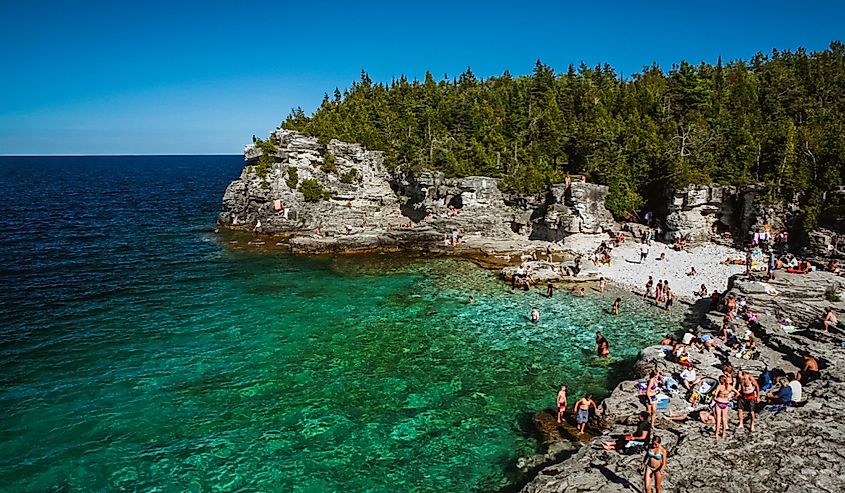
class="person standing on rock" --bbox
[642,435,667,493]
[640,243,649,263]
[737,370,760,432]
[573,394,597,434]
[713,375,738,439]
[664,288,674,312]
[644,370,660,428]
[556,385,568,423]
[655,280,663,304]
[598,277,607,294]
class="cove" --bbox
[0,156,682,492]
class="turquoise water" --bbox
[0,157,681,492]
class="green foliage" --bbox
[825,286,842,302]
[299,179,332,202]
[254,137,277,155]
[260,179,270,190]
[254,154,274,178]
[280,43,845,219]
[321,151,337,173]
[340,168,362,184]
[286,167,299,190]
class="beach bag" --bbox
[689,377,718,406]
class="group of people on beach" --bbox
[642,276,676,311]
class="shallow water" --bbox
[0,156,682,492]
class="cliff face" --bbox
[218,130,617,248]
[219,129,397,234]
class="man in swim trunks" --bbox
[556,385,568,423]
[644,276,654,300]
[737,370,760,432]
[573,394,598,434]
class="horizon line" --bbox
[0,153,243,157]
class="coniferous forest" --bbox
[282,42,845,227]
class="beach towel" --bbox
[759,282,779,296]
[274,199,282,211]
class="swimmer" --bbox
[599,277,607,294]
[547,282,554,298]
[579,287,586,297]
[612,297,621,315]
[596,331,610,357]
[531,307,540,323]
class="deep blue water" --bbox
[0,156,680,492]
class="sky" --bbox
[1,1,842,155]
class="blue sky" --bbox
[1,1,842,155]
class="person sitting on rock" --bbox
[801,355,821,383]
[765,377,793,405]
[679,366,698,390]
[687,266,697,277]
[822,307,839,333]
[601,411,651,452]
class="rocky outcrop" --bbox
[521,270,845,493]
[528,183,616,241]
[664,185,756,242]
[219,129,399,235]
[807,228,845,263]
[219,130,617,253]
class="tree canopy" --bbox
[282,43,845,226]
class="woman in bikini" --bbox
[712,375,738,439]
[644,370,660,428]
[642,435,667,493]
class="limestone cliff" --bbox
[218,130,617,250]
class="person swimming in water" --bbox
[531,307,540,323]
[596,332,610,357]
[612,297,621,315]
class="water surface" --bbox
[0,156,681,492]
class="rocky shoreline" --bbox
[519,270,845,493]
